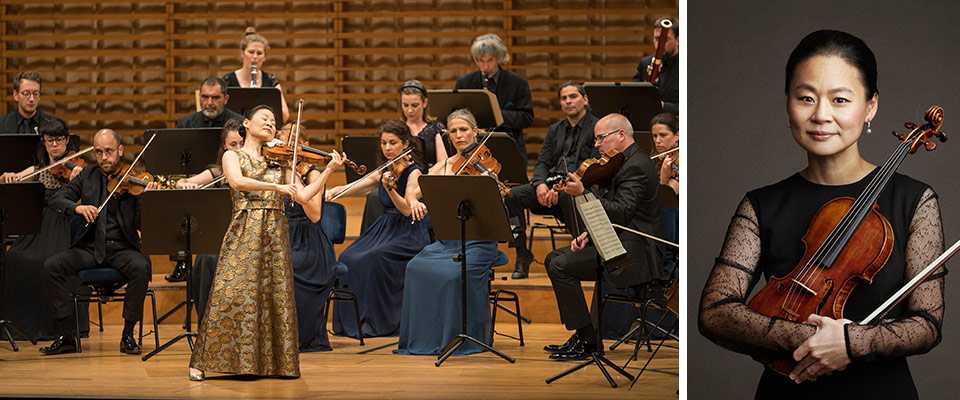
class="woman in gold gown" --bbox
[188,105,301,380]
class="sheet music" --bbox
[575,193,626,262]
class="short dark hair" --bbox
[785,30,878,99]
[557,80,586,98]
[201,76,228,96]
[38,118,68,137]
[13,71,42,92]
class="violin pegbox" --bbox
[893,105,946,154]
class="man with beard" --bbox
[176,76,242,128]
[633,17,679,115]
[40,129,158,355]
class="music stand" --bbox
[225,87,284,127]
[340,136,426,183]
[141,128,221,176]
[419,175,515,366]
[0,134,40,172]
[584,82,661,153]
[139,188,231,361]
[429,89,504,131]
[0,182,44,350]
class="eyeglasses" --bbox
[43,137,68,144]
[94,147,117,158]
[17,91,40,99]
[594,129,620,144]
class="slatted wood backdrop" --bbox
[0,0,677,154]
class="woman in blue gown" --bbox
[276,123,346,351]
[395,109,509,356]
[326,119,432,338]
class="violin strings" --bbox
[330,147,412,201]
[782,139,912,314]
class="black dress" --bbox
[1,170,89,340]
[222,70,280,88]
[699,170,945,398]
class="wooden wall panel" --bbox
[1,0,677,155]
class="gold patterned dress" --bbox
[189,150,300,377]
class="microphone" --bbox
[251,62,258,87]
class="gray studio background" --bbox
[688,1,960,398]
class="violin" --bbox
[107,162,154,198]
[746,105,947,376]
[330,148,413,201]
[48,150,88,180]
[383,153,412,191]
[653,147,679,180]
[452,141,512,198]
[262,140,366,177]
[18,146,94,183]
[548,149,625,192]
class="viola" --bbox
[107,162,154,198]
[746,105,946,375]
[452,142,512,198]
[48,150,88,180]
[548,149,625,192]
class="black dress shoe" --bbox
[165,260,188,282]
[543,333,579,353]
[120,334,141,354]
[40,335,77,355]
[512,251,533,279]
[548,339,597,361]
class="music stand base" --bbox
[435,333,515,367]
[0,320,37,351]
[545,352,635,388]
[142,331,197,361]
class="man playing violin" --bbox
[503,81,599,279]
[542,113,665,360]
[176,76,243,129]
[40,129,158,355]
[633,17,679,115]
[0,71,67,135]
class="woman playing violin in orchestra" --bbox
[1,119,90,341]
[325,119,432,338]
[698,30,944,397]
[189,105,302,380]
[174,118,244,189]
[222,27,290,123]
[650,112,679,195]
[395,108,509,356]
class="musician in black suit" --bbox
[503,81,598,279]
[454,33,534,166]
[40,129,158,355]
[633,17,679,115]
[175,76,243,129]
[0,71,67,134]
[542,113,665,360]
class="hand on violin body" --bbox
[75,205,99,223]
[789,314,853,384]
[563,173,585,196]
[536,183,558,207]
[571,231,590,251]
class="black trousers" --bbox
[190,254,218,323]
[503,183,581,251]
[43,243,151,329]
[544,245,601,331]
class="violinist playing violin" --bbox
[650,112,679,195]
[698,30,945,397]
[1,119,90,342]
[41,129,159,356]
[503,81,599,279]
[542,113,665,361]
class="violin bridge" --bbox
[791,279,818,296]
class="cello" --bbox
[746,105,947,375]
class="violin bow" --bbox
[290,99,304,185]
[19,146,94,182]
[198,174,226,189]
[86,132,158,228]
[861,237,960,325]
[611,223,679,248]
[650,147,678,160]
[454,131,495,175]
[330,147,413,201]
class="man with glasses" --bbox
[176,76,242,129]
[40,129,158,355]
[0,71,67,134]
[502,81,598,279]
[541,113,666,360]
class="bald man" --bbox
[541,114,666,360]
[41,129,157,355]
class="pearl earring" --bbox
[866,121,872,134]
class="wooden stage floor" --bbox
[0,323,678,399]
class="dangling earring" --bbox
[866,121,872,134]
